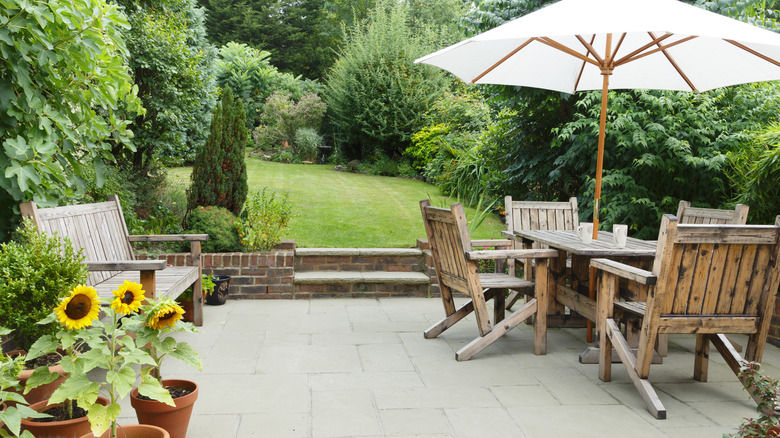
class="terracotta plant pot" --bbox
[130,379,198,438]
[7,350,67,405]
[179,300,194,323]
[78,424,170,438]
[21,396,109,438]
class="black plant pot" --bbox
[205,275,231,305]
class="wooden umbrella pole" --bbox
[589,34,613,343]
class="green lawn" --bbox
[168,158,505,247]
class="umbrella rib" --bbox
[608,33,627,65]
[538,37,601,67]
[471,38,535,83]
[575,35,598,92]
[615,35,697,66]
[648,32,697,92]
[576,35,604,64]
[726,39,780,68]
[613,33,675,66]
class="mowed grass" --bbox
[168,158,505,248]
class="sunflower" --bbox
[147,302,185,330]
[55,285,101,330]
[110,281,145,315]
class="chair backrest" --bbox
[505,196,579,233]
[676,200,749,225]
[19,195,134,286]
[419,200,480,298]
[650,214,780,321]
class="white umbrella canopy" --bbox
[416,0,780,237]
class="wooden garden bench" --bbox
[592,214,780,419]
[19,195,208,326]
[676,200,749,225]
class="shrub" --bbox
[729,122,780,224]
[294,128,323,162]
[188,87,249,215]
[253,91,327,153]
[237,188,297,252]
[185,206,241,253]
[0,220,87,350]
[406,124,451,171]
[358,155,400,176]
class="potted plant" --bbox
[177,274,215,321]
[24,281,176,438]
[204,274,230,305]
[126,297,202,438]
[0,220,87,404]
[0,328,48,438]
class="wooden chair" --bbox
[20,196,209,326]
[591,214,780,419]
[677,200,749,225]
[504,196,579,308]
[420,200,557,361]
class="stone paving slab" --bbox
[116,298,780,437]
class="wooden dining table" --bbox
[501,229,658,363]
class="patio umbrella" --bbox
[416,0,780,239]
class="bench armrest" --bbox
[466,249,558,261]
[127,234,209,242]
[86,260,167,271]
[590,258,657,285]
[470,239,512,248]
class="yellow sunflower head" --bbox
[146,301,185,330]
[55,285,101,330]
[110,281,145,315]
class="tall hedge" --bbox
[188,87,248,215]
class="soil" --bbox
[24,352,61,369]
[137,385,193,401]
[31,404,88,423]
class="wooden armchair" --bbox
[591,214,780,419]
[503,196,579,308]
[677,200,749,225]
[420,200,557,361]
[20,195,208,325]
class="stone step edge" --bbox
[294,271,430,285]
[295,248,423,257]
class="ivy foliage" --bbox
[324,0,453,159]
[0,0,144,239]
[188,87,249,216]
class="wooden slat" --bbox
[127,234,209,242]
[716,244,743,314]
[671,243,699,314]
[743,245,771,315]
[656,316,759,334]
[687,243,714,315]
[674,225,777,244]
[731,245,758,314]
[556,284,596,321]
[590,258,657,285]
[701,243,729,314]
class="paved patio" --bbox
[121,298,780,437]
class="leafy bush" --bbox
[324,0,450,158]
[269,150,301,164]
[237,188,297,252]
[185,206,241,253]
[729,122,780,224]
[253,91,327,152]
[0,220,87,350]
[294,128,323,162]
[726,362,780,437]
[358,155,401,177]
[188,87,249,215]
[406,124,451,171]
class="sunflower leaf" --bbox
[137,374,174,406]
[167,342,202,371]
[24,366,60,393]
[87,402,120,437]
[26,335,58,360]
[106,365,135,398]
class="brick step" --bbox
[295,248,423,273]
[294,271,429,284]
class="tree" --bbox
[188,88,249,215]
[116,0,218,170]
[0,0,143,241]
[325,0,452,159]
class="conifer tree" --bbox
[188,87,248,215]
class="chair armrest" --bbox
[86,260,167,271]
[590,258,657,285]
[470,239,513,248]
[466,249,558,260]
[128,234,209,242]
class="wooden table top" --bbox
[501,229,657,257]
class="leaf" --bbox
[25,335,58,360]
[48,373,98,405]
[87,402,120,437]
[106,365,135,398]
[24,366,60,393]
[167,342,202,371]
[137,374,174,406]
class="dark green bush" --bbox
[185,206,241,253]
[0,220,87,350]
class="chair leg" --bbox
[606,319,667,419]
[505,291,522,310]
[456,298,537,361]
[494,289,506,324]
[694,334,710,382]
[424,290,498,339]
